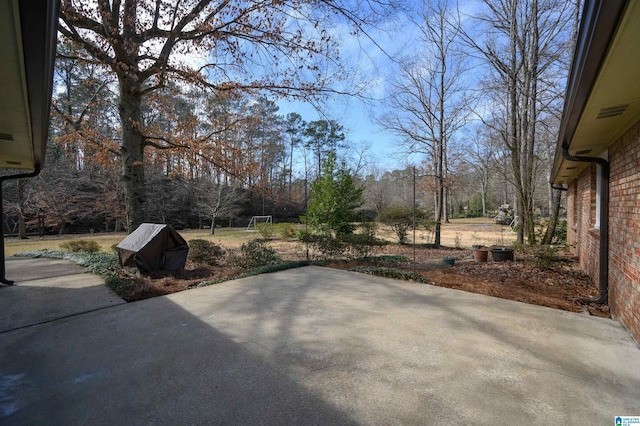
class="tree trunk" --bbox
[119,86,146,233]
[434,178,444,248]
[17,180,28,239]
[542,187,562,244]
[18,215,27,239]
[442,188,448,223]
[503,0,525,245]
[289,141,294,199]
[524,0,540,245]
[481,177,487,216]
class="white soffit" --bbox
[570,0,640,158]
[0,0,35,170]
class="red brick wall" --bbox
[567,181,577,247]
[608,121,640,345]
[568,120,640,345]
[569,165,600,284]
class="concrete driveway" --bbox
[0,259,638,425]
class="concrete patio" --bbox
[0,258,638,424]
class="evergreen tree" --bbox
[304,153,364,237]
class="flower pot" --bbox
[490,247,514,261]
[443,257,455,266]
[473,249,489,262]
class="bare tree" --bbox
[195,180,244,235]
[362,165,393,213]
[3,180,36,239]
[462,0,575,244]
[379,0,471,247]
[541,0,582,244]
[58,0,388,231]
[464,128,499,216]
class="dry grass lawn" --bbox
[4,217,516,255]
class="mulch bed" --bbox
[323,245,609,316]
[115,242,609,317]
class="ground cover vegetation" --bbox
[2,1,600,311]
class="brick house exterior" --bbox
[608,122,640,342]
[566,165,599,285]
[566,121,640,343]
[552,0,640,344]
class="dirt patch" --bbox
[323,245,609,316]
[421,261,598,312]
[114,242,607,317]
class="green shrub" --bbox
[303,152,364,237]
[535,246,568,270]
[555,219,567,244]
[341,232,385,259]
[535,218,568,246]
[188,239,225,266]
[302,230,386,260]
[359,221,378,239]
[295,228,313,243]
[234,239,281,268]
[60,239,101,253]
[256,222,274,240]
[377,207,427,244]
[350,266,429,283]
[275,222,297,239]
[312,235,347,259]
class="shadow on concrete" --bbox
[0,294,355,424]
[0,258,125,332]
[4,257,89,281]
[1,264,639,424]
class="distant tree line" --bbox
[1,0,576,247]
[3,73,351,235]
[378,0,578,244]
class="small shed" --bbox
[116,223,189,274]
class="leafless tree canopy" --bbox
[58,0,391,230]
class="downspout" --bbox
[0,165,42,285]
[561,146,608,304]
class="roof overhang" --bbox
[552,0,640,185]
[0,0,59,171]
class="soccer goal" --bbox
[246,215,273,231]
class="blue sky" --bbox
[274,3,423,173]
[277,96,405,173]
[276,0,484,174]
